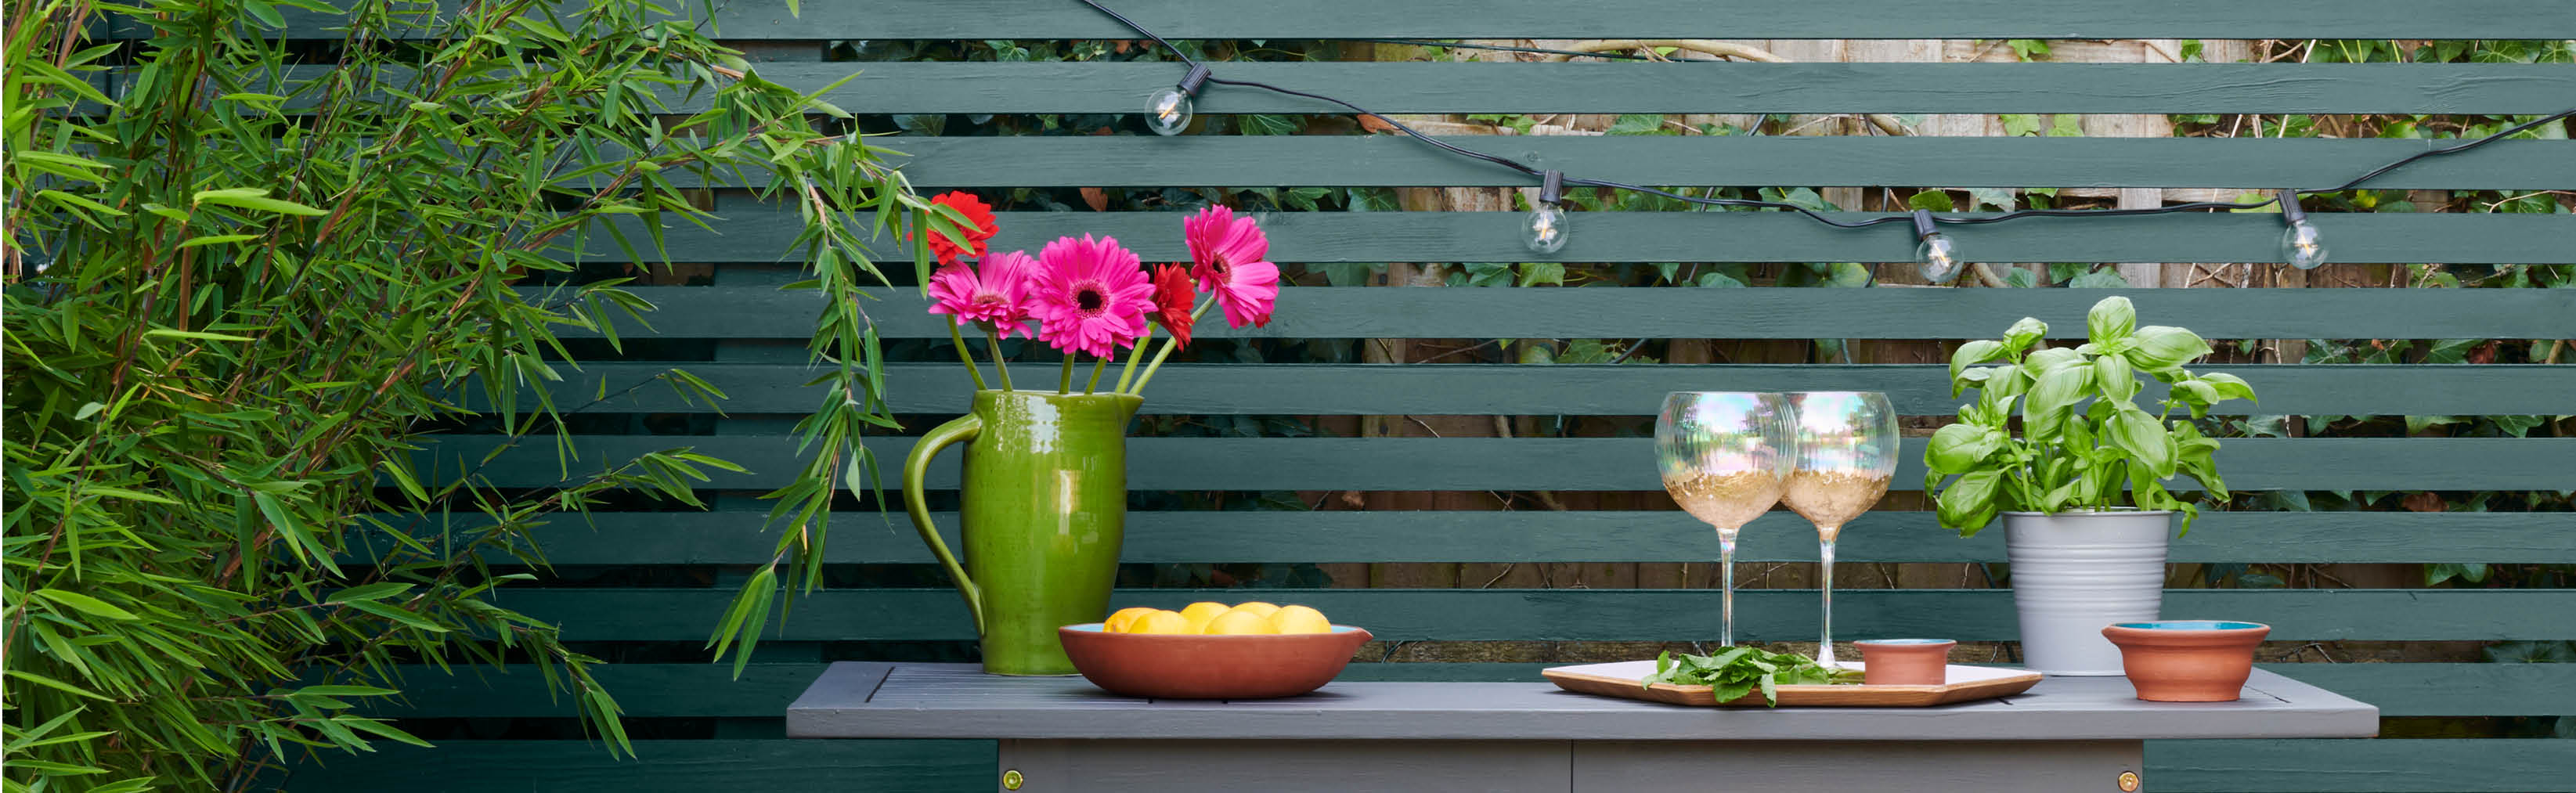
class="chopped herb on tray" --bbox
[1639,647,1864,706]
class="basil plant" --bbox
[1925,296,2256,536]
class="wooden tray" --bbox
[1543,660,2043,707]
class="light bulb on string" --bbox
[2275,189,2328,269]
[1145,63,1211,136]
[1910,209,1963,283]
[1524,170,1569,254]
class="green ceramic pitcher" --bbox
[902,390,1141,676]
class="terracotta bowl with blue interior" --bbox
[1057,623,1373,699]
[2101,621,2270,701]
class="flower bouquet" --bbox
[899,193,1283,675]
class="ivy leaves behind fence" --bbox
[3,0,926,788]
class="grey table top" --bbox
[787,662,2377,741]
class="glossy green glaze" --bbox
[904,390,1142,676]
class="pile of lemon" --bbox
[1103,601,1333,635]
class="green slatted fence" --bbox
[230,2,2576,790]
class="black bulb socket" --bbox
[1910,208,1940,240]
[2275,189,2307,225]
[1175,63,1211,97]
[1539,170,1564,206]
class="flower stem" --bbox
[1113,330,1153,394]
[1059,354,1074,395]
[947,323,987,391]
[1084,354,1109,394]
[1127,298,1214,396]
[983,331,1014,391]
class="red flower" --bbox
[920,191,998,266]
[1150,264,1196,349]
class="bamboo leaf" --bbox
[34,589,139,621]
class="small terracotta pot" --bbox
[2102,621,2270,701]
[1854,640,1954,685]
[1059,623,1373,699]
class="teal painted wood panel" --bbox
[662,136,2576,189]
[283,739,989,792]
[355,661,2576,719]
[281,738,2576,793]
[239,62,2576,116]
[369,510,2576,565]
[598,207,2576,265]
[532,362,2576,416]
[2149,739,2576,792]
[583,287,2576,341]
[640,62,2576,115]
[204,0,2576,40]
[485,588,2574,642]
[426,434,2576,491]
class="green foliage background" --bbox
[2,1,937,788]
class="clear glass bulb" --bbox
[1915,233,1962,283]
[1523,205,1568,253]
[1145,88,1192,136]
[2279,220,2328,269]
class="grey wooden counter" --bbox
[788,662,2376,792]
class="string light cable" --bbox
[1072,0,2574,279]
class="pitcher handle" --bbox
[903,413,985,636]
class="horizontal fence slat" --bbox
[205,0,2576,40]
[473,137,2575,190]
[492,588,2574,641]
[356,662,2576,719]
[236,63,2576,116]
[428,434,2576,491]
[576,287,2576,341]
[2149,738,2576,792]
[535,362,2576,416]
[885,136,2574,190]
[812,62,2576,115]
[286,737,2576,793]
[598,208,2576,265]
[367,510,2576,565]
[283,739,989,793]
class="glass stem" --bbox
[1818,533,1838,666]
[1717,529,1739,647]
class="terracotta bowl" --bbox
[1058,623,1373,699]
[2102,621,2271,702]
[1854,639,1956,686]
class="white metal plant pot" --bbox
[2002,510,2173,676]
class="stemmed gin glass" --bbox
[1782,391,1898,666]
[1655,391,1793,648]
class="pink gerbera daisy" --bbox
[1183,206,1281,328]
[1030,234,1153,358]
[925,250,1037,339]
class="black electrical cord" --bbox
[1358,38,1658,61]
[1203,75,1542,175]
[1075,0,2574,231]
[2307,109,2574,195]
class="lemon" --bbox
[1178,601,1232,632]
[1229,601,1282,618]
[1103,607,1157,633]
[1269,604,1332,634]
[1203,610,1279,635]
[1127,611,1191,635]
